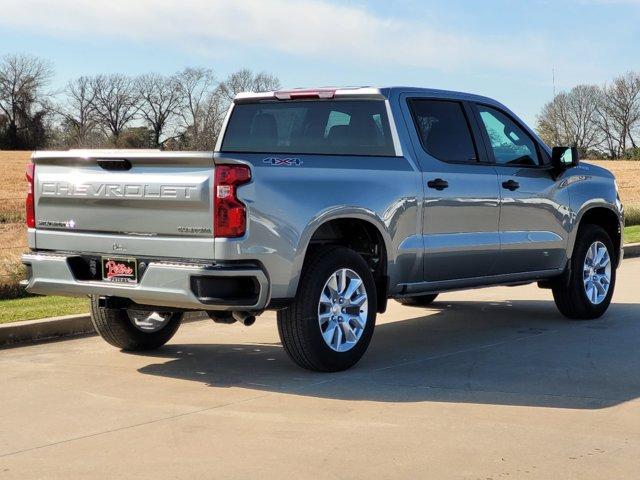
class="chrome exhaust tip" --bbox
[232,311,256,326]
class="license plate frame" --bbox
[101,256,138,285]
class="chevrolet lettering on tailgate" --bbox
[40,182,200,199]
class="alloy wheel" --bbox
[583,241,612,305]
[317,268,368,352]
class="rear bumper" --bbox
[21,252,270,311]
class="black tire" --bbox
[552,224,616,319]
[396,294,438,307]
[277,246,377,372]
[90,296,182,351]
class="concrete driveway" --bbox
[1,259,640,479]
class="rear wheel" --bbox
[277,246,377,372]
[552,224,616,319]
[396,294,438,307]
[90,296,182,351]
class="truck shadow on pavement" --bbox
[138,299,640,409]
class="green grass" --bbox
[0,295,89,324]
[625,225,640,244]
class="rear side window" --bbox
[409,99,477,163]
[221,100,395,156]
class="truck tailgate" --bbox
[31,150,216,259]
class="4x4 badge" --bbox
[263,157,303,167]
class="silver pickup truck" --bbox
[22,86,624,371]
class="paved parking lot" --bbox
[1,259,639,479]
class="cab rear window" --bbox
[221,100,396,156]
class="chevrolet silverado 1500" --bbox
[22,87,624,371]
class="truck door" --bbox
[400,95,501,282]
[471,103,569,274]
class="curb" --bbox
[0,314,95,348]
[0,311,208,349]
[623,242,640,259]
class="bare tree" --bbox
[91,74,140,144]
[598,72,640,157]
[217,68,281,104]
[594,88,622,158]
[537,84,601,155]
[179,68,281,149]
[58,76,101,147]
[175,67,216,149]
[537,101,563,148]
[616,72,640,150]
[0,53,54,148]
[197,90,228,150]
[137,73,182,147]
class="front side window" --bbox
[477,105,540,166]
[221,100,395,156]
[408,99,478,163]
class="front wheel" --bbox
[277,246,377,372]
[552,224,616,319]
[90,296,183,351]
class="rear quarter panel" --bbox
[213,152,422,299]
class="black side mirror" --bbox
[551,146,579,170]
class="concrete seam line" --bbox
[0,392,272,459]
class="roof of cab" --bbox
[233,86,499,106]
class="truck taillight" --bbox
[25,162,35,228]
[214,165,251,238]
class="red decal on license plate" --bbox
[102,258,137,284]
[105,260,133,278]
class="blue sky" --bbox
[1,0,639,124]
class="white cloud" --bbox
[3,0,553,75]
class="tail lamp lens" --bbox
[26,162,35,228]
[214,165,251,238]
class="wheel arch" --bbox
[569,205,623,267]
[287,210,393,312]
